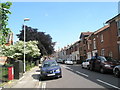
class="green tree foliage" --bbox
[0,41,41,60]
[17,26,56,56]
[0,1,12,45]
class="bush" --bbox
[0,65,9,83]
[25,61,35,71]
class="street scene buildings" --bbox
[54,14,120,63]
[0,2,120,89]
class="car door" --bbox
[95,56,101,70]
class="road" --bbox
[2,64,120,89]
[39,64,120,89]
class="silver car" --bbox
[113,65,120,78]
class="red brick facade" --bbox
[79,32,93,61]
[56,14,120,63]
[85,14,120,61]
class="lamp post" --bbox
[23,18,30,72]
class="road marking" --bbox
[61,65,73,70]
[76,71,89,77]
[37,82,41,88]
[97,79,120,89]
[41,82,46,89]
[61,65,66,68]
[67,68,73,71]
[19,76,25,81]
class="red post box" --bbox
[8,66,14,80]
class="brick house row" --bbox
[54,14,120,63]
[81,14,120,61]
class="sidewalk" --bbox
[2,65,41,88]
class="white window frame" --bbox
[100,34,104,42]
[109,52,113,57]
[101,49,105,56]
[93,38,96,49]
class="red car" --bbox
[89,56,119,73]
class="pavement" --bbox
[0,64,41,89]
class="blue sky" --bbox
[6,2,119,50]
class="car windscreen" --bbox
[43,61,59,67]
[97,56,107,61]
[105,56,117,62]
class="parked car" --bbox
[113,65,120,78]
[40,60,62,80]
[65,60,73,65]
[81,59,90,69]
[56,59,64,64]
[89,56,119,73]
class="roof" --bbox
[94,25,109,35]
[80,32,93,39]
[106,14,120,23]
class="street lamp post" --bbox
[23,18,30,72]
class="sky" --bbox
[1,1,119,50]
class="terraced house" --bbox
[105,14,120,60]
[86,14,120,61]
[55,14,120,63]
[79,32,93,62]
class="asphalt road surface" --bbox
[39,64,120,89]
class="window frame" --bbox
[93,38,96,49]
[101,49,105,56]
[100,34,104,42]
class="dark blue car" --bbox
[40,60,62,80]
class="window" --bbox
[117,20,120,36]
[100,34,104,42]
[109,52,113,57]
[88,41,90,50]
[93,38,96,49]
[101,49,105,56]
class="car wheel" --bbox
[60,75,62,78]
[81,65,84,68]
[40,76,45,81]
[114,69,120,78]
[40,78,44,81]
[57,75,62,78]
[90,66,93,71]
[100,68,105,74]
[87,65,90,70]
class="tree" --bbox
[0,41,41,61]
[0,1,12,45]
[17,26,56,56]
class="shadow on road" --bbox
[40,77,59,81]
[36,70,40,72]
[65,65,120,89]
[32,74,40,81]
